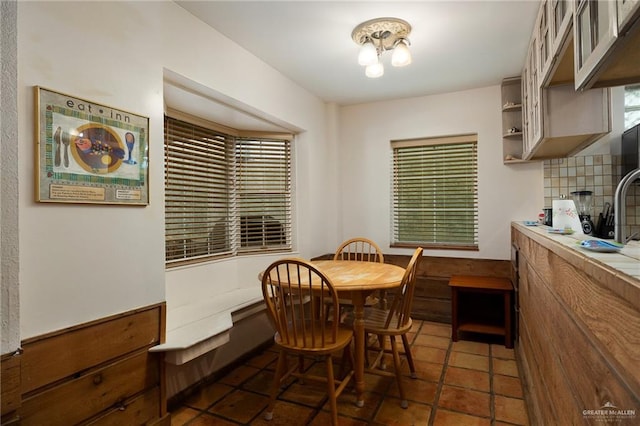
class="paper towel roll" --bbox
[552,199,583,233]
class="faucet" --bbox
[614,168,640,244]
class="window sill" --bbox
[391,243,479,251]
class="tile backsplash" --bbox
[543,154,640,239]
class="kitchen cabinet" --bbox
[619,0,640,30]
[520,0,611,161]
[512,223,640,425]
[542,0,575,86]
[522,43,542,156]
[574,0,640,90]
[501,77,525,163]
[523,83,610,159]
[539,0,552,79]
[552,0,572,52]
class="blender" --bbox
[571,190,594,234]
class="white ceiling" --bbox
[175,0,539,106]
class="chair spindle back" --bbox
[262,259,340,349]
[334,237,385,263]
[384,247,423,330]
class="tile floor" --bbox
[170,321,529,425]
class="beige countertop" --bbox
[512,221,640,310]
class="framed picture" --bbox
[35,86,149,205]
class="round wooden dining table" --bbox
[310,260,406,406]
[260,259,405,406]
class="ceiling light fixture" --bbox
[352,17,412,79]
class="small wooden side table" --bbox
[449,275,513,348]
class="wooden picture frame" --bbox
[35,86,149,205]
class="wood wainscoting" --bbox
[513,225,640,425]
[1,303,169,426]
[1,350,21,424]
[312,253,511,324]
[386,254,511,323]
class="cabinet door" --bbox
[574,0,619,89]
[522,67,530,154]
[542,0,574,87]
[551,0,572,53]
[540,0,552,77]
[617,0,640,32]
[528,40,542,149]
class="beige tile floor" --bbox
[170,321,529,425]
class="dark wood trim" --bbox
[20,302,166,345]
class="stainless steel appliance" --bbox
[571,190,594,235]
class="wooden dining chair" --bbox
[328,237,386,321]
[362,247,423,409]
[334,237,385,263]
[261,258,355,426]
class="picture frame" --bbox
[35,86,149,205]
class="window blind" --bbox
[391,135,478,249]
[235,137,291,253]
[165,117,232,263]
[164,116,292,265]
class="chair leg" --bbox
[265,350,287,420]
[389,336,408,409]
[401,333,417,379]
[325,355,339,426]
[378,334,387,370]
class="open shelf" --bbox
[502,104,522,112]
[501,77,525,164]
[503,132,523,138]
[457,322,506,336]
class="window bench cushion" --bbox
[149,287,264,364]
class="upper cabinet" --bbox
[543,0,574,86]
[520,0,612,161]
[619,0,640,30]
[525,83,610,159]
[574,0,640,90]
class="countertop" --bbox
[512,221,640,310]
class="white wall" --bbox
[17,1,336,339]
[338,86,544,260]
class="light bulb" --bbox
[365,61,384,78]
[391,40,412,67]
[358,40,378,66]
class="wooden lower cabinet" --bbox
[16,303,168,426]
[512,226,640,425]
[86,387,162,425]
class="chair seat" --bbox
[343,307,412,335]
[274,324,353,355]
[262,258,355,425]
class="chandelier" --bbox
[351,17,412,78]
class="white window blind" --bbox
[235,138,291,253]
[391,134,478,250]
[164,116,291,266]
